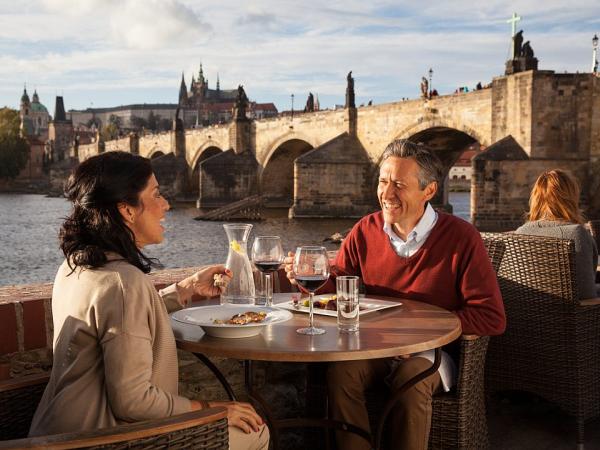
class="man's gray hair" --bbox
[380,139,444,190]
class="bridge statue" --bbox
[304,92,315,112]
[345,71,355,108]
[173,106,184,131]
[513,30,523,60]
[521,40,534,58]
[234,85,249,120]
[420,76,429,99]
[505,30,538,75]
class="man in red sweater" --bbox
[285,139,505,450]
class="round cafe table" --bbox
[172,293,462,450]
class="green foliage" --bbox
[130,115,148,130]
[108,114,122,128]
[86,117,101,129]
[158,117,172,131]
[147,111,157,131]
[100,123,120,141]
[0,108,29,180]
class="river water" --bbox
[0,192,470,287]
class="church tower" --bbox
[178,72,188,106]
[48,96,73,162]
[20,85,31,116]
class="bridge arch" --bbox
[261,132,319,168]
[149,149,166,159]
[393,117,489,150]
[260,136,315,208]
[190,143,224,194]
[381,119,484,213]
[189,140,226,169]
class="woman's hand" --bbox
[209,401,264,433]
[176,265,232,305]
[284,251,297,285]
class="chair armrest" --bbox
[0,407,228,449]
[0,373,49,394]
[461,334,482,341]
[579,297,600,306]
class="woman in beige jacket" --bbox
[29,151,269,450]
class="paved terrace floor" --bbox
[487,393,600,450]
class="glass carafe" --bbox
[221,223,256,305]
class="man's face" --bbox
[377,157,437,228]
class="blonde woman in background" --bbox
[515,169,598,299]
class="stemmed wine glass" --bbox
[293,246,330,335]
[251,236,284,307]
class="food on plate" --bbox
[293,295,337,310]
[213,311,267,325]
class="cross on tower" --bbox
[506,12,522,58]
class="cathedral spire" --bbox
[198,63,205,84]
[216,73,220,91]
[178,72,188,105]
[21,84,30,106]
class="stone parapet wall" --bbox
[77,142,99,161]
[139,132,173,158]
[491,71,535,155]
[104,136,134,153]
[531,73,594,160]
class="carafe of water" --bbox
[221,223,256,304]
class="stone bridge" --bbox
[77,70,600,230]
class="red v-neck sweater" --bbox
[329,211,506,336]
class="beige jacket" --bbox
[29,255,191,437]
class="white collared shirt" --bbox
[382,203,456,391]
[383,203,438,257]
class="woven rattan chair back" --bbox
[586,220,600,252]
[0,373,229,449]
[484,232,600,448]
[0,373,49,441]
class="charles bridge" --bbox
[72,69,600,231]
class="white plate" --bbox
[171,305,293,338]
[276,294,402,317]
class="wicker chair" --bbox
[585,219,600,251]
[483,232,600,449]
[301,235,503,450]
[0,373,229,449]
[364,334,490,450]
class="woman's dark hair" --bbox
[60,151,159,273]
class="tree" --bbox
[0,108,29,180]
[130,115,148,130]
[147,111,158,131]
[100,123,119,141]
[108,114,122,129]
[158,117,171,131]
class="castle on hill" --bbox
[66,64,277,130]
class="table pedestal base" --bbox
[192,349,441,450]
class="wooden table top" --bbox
[172,293,462,362]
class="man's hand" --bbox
[284,251,297,285]
[176,265,232,305]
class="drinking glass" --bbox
[336,276,360,332]
[251,236,284,307]
[293,246,330,335]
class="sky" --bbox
[0,0,598,113]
